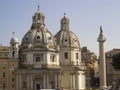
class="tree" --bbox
[112,53,120,70]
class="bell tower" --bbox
[9,32,19,58]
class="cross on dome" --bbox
[100,25,103,33]
[12,32,15,37]
[36,5,40,13]
[64,13,66,16]
[38,5,40,11]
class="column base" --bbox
[100,86,107,90]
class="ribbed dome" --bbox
[21,26,55,49]
[55,15,80,48]
[55,30,80,48]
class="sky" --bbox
[0,0,120,55]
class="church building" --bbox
[0,6,86,90]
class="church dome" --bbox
[55,15,80,48]
[21,6,55,50]
[21,27,55,48]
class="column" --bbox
[57,73,60,88]
[47,73,49,88]
[77,73,80,89]
[43,73,46,88]
[79,73,82,89]
[19,74,21,89]
[97,28,107,89]
[70,73,73,89]
[55,73,57,88]
[75,72,79,89]
[72,74,75,89]
[27,74,30,88]
[61,73,63,89]
[16,74,19,89]
[30,74,33,89]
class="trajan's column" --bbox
[97,26,107,90]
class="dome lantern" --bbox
[31,5,45,29]
[60,13,69,30]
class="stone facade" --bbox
[106,49,120,89]
[0,46,18,90]
[81,47,99,89]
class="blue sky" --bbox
[0,0,120,55]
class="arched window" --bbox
[76,53,78,59]
[37,18,40,24]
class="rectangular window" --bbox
[50,54,55,62]
[76,53,78,59]
[12,78,14,81]
[12,71,14,75]
[0,54,2,57]
[3,83,5,89]
[34,54,43,62]
[3,72,5,78]
[22,55,26,63]
[64,52,68,59]
[12,85,14,88]
[36,56,41,62]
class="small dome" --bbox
[10,36,19,44]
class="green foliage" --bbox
[112,53,120,70]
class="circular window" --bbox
[65,39,67,42]
[26,37,28,40]
[49,37,51,40]
[74,38,77,42]
[37,36,40,39]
